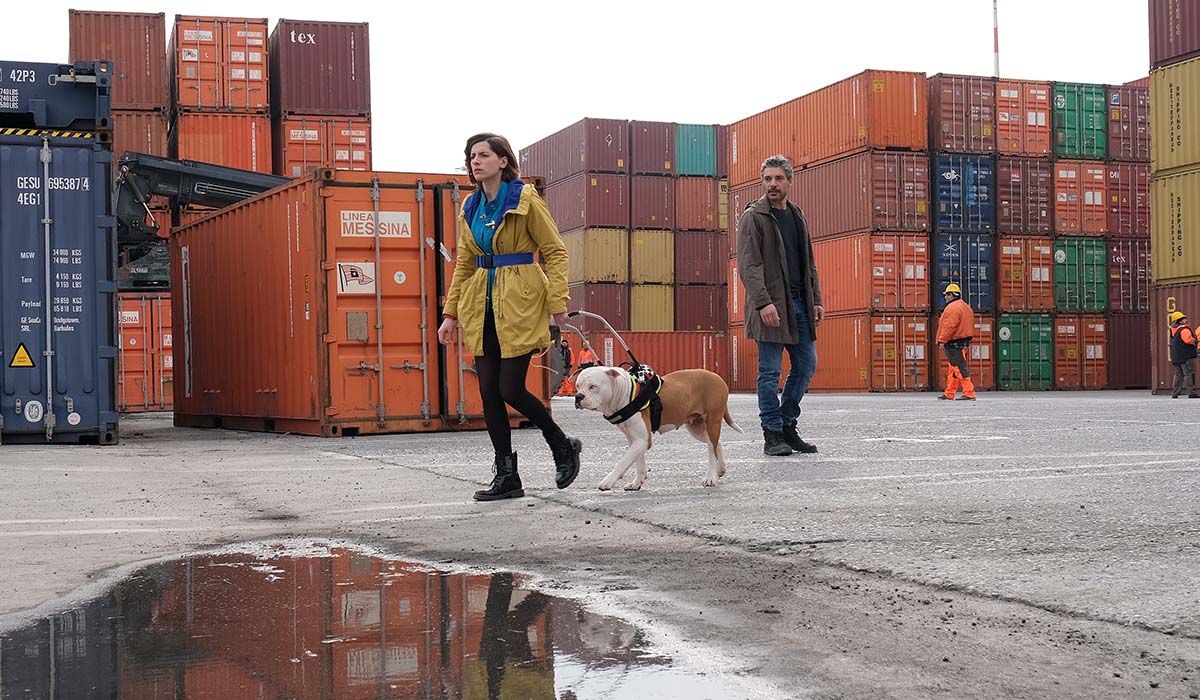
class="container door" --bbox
[118,295,152,412]
[155,294,174,410]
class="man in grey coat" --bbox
[736,155,824,456]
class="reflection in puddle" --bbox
[0,543,746,699]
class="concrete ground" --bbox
[1,391,1198,699]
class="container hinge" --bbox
[44,410,56,440]
[54,74,98,84]
[415,180,425,204]
[456,401,467,424]
[389,361,424,374]
[370,179,381,203]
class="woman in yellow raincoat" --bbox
[438,133,582,501]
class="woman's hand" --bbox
[437,317,459,345]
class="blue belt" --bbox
[477,252,535,269]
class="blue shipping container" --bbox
[936,233,994,312]
[934,154,995,232]
[1,61,118,444]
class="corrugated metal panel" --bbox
[996,156,1053,235]
[1151,165,1200,283]
[273,116,372,177]
[928,74,996,153]
[519,118,627,184]
[1107,85,1150,162]
[170,112,272,172]
[813,233,930,313]
[716,125,729,178]
[545,172,629,233]
[1054,315,1108,389]
[69,10,167,111]
[1108,238,1152,313]
[997,313,1054,390]
[675,124,717,177]
[562,228,628,283]
[1052,83,1107,160]
[935,233,995,311]
[169,16,270,114]
[995,79,1052,156]
[269,20,370,117]
[811,313,930,392]
[630,121,674,176]
[631,175,675,229]
[718,178,730,232]
[1054,238,1108,313]
[675,285,728,331]
[1107,313,1151,388]
[580,331,727,380]
[998,236,1055,311]
[935,315,995,391]
[933,154,995,232]
[729,257,744,325]
[630,230,675,284]
[1053,160,1107,235]
[793,151,929,238]
[675,177,720,231]
[675,232,727,285]
[118,293,174,412]
[1150,57,1200,173]
[1150,281,1200,393]
[631,284,674,331]
[1150,0,1200,68]
[1125,77,1151,89]
[568,283,629,332]
[727,180,761,256]
[1106,162,1150,237]
[112,110,168,178]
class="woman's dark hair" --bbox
[464,133,520,185]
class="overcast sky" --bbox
[2,1,1151,173]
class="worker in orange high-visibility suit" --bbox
[577,344,598,371]
[556,338,576,396]
[936,283,976,400]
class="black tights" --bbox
[477,312,561,456]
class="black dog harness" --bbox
[604,366,665,433]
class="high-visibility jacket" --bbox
[936,298,975,346]
[578,348,598,367]
[1171,323,1198,364]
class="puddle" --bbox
[0,542,752,699]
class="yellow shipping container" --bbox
[718,178,730,232]
[1151,166,1200,283]
[1152,57,1200,174]
[631,229,675,284]
[631,284,675,331]
[562,228,628,284]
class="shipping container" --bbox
[1150,0,1200,68]
[675,124,717,176]
[273,115,372,178]
[727,180,761,256]
[995,79,1052,156]
[631,175,675,229]
[1053,160,1108,235]
[996,156,1053,235]
[112,109,168,178]
[933,154,995,232]
[1106,162,1150,237]
[675,231,727,285]
[928,74,996,153]
[630,230,675,284]
[792,150,930,238]
[1150,165,1200,283]
[631,284,674,331]
[520,118,627,184]
[568,282,629,332]
[934,315,995,391]
[1054,315,1108,389]
[169,15,270,114]
[1107,85,1151,162]
[630,120,674,176]
[675,285,728,332]
[728,69,927,185]
[997,313,1054,390]
[1125,77,1151,89]
[117,293,174,412]
[1150,56,1200,173]
[810,313,931,392]
[718,178,730,232]
[563,228,628,283]
[1150,281,1200,393]
[1107,313,1151,388]
[1054,238,1108,312]
[935,233,995,312]
[716,125,729,178]
[69,10,167,111]
[0,60,119,444]
[269,19,371,117]
[1108,237,1152,313]
[813,233,930,313]
[728,324,793,392]
[1052,82,1107,160]
[998,236,1055,311]
[572,331,727,380]
[675,176,720,231]
[728,258,744,325]
[545,172,629,233]
[170,112,272,172]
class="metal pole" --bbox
[40,138,56,441]
[417,180,431,424]
[371,178,386,425]
[993,0,1001,78]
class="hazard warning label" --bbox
[9,343,34,368]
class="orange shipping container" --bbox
[998,236,1055,311]
[792,150,930,238]
[995,79,1052,156]
[169,15,270,113]
[565,332,728,382]
[727,180,761,257]
[170,112,272,172]
[274,116,373,178]
[728,324,789,393]
[810,313,931,392]
[728,257,744,325]
[118,293,174,412]
[112,110,168,179]
[675,177,720,231]
[813,233,930,313]
[1054,315,1108,389]
[1053,160,1108,235]
[935,315,995,391]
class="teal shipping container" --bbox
[997,314,1054,390]
[1054,239,1107,313]
[675,123,717,177]
[1052,83,1107,160]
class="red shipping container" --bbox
[996,156,1053,235]
[118,293,175,412]
[1151,282,1200,393]
[728,324,790,392]
[546,172,629,233]
[1054,315,1108,389]
[566,332,727,381]
[934,315,995,391]
[1054,161,1108,235]
[519,118,627,184]
[728,257,744,325]
[811,313,930,392]
[1106,162,1150,237]
[269,20,371,117]
[792,151,930,238]
[675,177,720,231]
[675,232,728,286]
[112,110,168,178]
[813,233,930,313]
[1124,77,1150,89]
[727,180,761,255]
[716,124,729,178]
[568,283,629,332]
[995,79,1052,156]
[171,112,272,172]
[1107,313,1152,388]
[1150,0,1200,68]
[1108,238,1152,313]
[630,120,674,176]
[998,237,1055,311]
[274,116,372,178]
[1107,86,1150,162]
[928,74,997,153]
[69,10,168,111]
[675,284,728,331]
[631,175,675,229]
[169,15,270,113]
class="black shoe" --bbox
[937,394,953,400]
[782,425,818,454]
[763,430,793,456]
[548,432,583,489]
[474,453,524,501]
[1190,393,1200,399]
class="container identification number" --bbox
[8,69,36,83]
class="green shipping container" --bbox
[675,124,717,177]
[997,314,1054,390]
[1053,83,1107,160]
[1054,239,1107,312]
